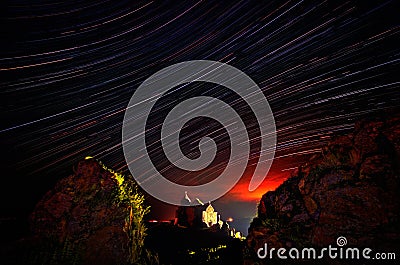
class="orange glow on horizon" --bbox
[223,155,306,202]
[227,168,293,202]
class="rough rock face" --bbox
[29,159,129,265]
[246,115,400,262]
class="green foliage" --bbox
[119,178,150,264]
[98,160,158,265]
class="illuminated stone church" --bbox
[175,193,223,228]
[202,203,218,227]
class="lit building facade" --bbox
[202,203,218,227]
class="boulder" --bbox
[22,158,151,265]
[246,115,400,263]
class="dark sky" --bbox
[1,0,399,234]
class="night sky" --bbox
[2,0,399,235]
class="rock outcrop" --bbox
[6,158,153,265]
[246,115,400,263]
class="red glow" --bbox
[226,157,301,202]
[228,176,285,201]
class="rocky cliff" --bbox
[246,115,400,262]
[6,158,154,265]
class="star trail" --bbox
[1,0,399,233]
